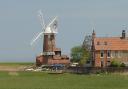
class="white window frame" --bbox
[118,51,121,58]
[111,51,114,58]
[107,50,111,58]
[100,50,104,58]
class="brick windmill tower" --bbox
[31,11,69,66]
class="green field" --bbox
[0,62,34,66]
[0,72,128,89]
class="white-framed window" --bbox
[111,51,114,58]
[115,51,118,58]
[100,50,104,58]
[107,50,111,58]
[118,51,121,58]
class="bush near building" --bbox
[110,60,126,67]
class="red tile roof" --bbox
[94,37,128,50]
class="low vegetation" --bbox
[0,62,34,66]
[0,62,34,71]
[0,71,128,89]
[110,60,126,67]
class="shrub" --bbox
[110,60,120,67]
[110,60,126,67]
[120,63,126,67]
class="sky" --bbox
[0,0,128,62]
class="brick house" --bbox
[91,30,128,67]
[36,48,70,66]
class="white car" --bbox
[34,68,42,71]
[25,68,34,71]
[70,63,79,67]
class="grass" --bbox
[0,62,34,66]
[0,72,128,89]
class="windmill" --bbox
[31,10,58,65]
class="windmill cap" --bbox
[44,27,57,34]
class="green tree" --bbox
[71,46,90,66]
[82,35,92,52]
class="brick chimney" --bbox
[92,29,96,38]
[122,30,126,39]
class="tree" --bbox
[71,46,90,66]
[70,35,92,66]
[82,35,92,52]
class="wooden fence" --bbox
[66,67,128,74]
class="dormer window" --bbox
[97,41,100,45]
[104,42,107,45]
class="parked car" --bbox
[51,64,65,70]
[70,63,79,67]
[25,68,34,71]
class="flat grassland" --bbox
[0,63,128,89]
[0,62,34,71]
[0,71,128,89]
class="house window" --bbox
[115,51,118,58]
[111,51,114,58]
[100,50,104,58]
[118,51,121,58]
[107,50,111,58]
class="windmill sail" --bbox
[38,10,45,30]
[30,32,43,45]
[48,17,58,33]
[30,13,58,46]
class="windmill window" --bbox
[48,35,51,39]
